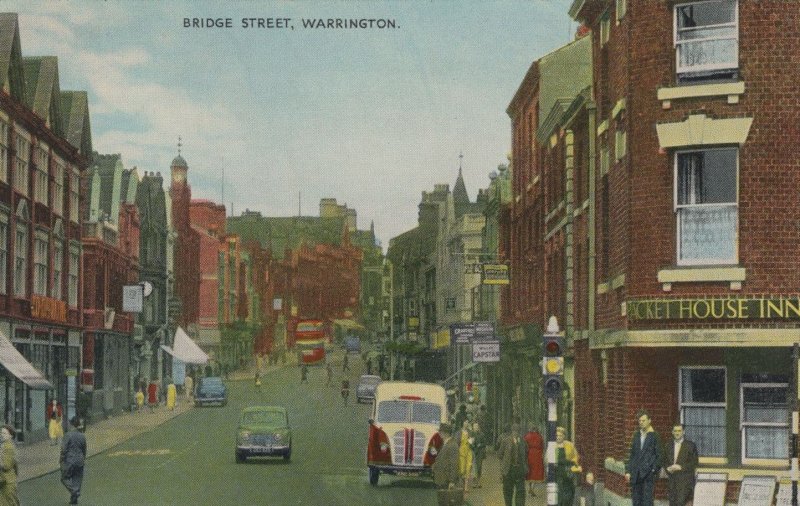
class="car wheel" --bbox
[369,466,379,486]
[236,451,245,463]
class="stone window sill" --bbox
[657,266,746,291]
[657,81,745,109]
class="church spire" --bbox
[453,151,469,206]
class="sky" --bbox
[11,0,577,248]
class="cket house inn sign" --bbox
[626,297,800,321]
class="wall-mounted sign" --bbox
[472,341,500,362]
[31,295,67,322]
[408,317,420,330]
[123,285,143,313]
[627,297,800,321]
[273,298,283,310]
[482,264,510,285]
[450,321,495,345]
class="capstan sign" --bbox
[627,297,800,321]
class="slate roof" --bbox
[59,91,92,156]
[0,14,24,99]
[22,56,62,134]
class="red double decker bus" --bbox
[294,319,327,365]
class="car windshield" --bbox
[360,376,380,385]
[241,410,286,426]
[199,379,224,393]
[376,400,441,424]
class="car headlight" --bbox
[379,442,389,452]
[239,431,251,439]
[429,447,438,456]
[273,433,283,442]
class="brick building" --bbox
[565,0,800,502]
[82,154,139,417]
[0,14,90,441]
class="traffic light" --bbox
[542,333,564,400]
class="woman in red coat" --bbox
[524,424,545,497]
[147,380,159,413]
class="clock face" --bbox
[140,281,154,297]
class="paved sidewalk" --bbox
[17,399,192,483]
[463,449,546,506]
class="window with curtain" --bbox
[675,148,738,265]
[14,225,26,297]
[53,241,62,300]
[33,232,48,296]
[741,381,788,462]
[14,131,29,195]
[34,144,48,204]
[680,367,726,457]
[68,246,79,307]
[69,170,79,223]
[53,158,64,215]
[675,0,738,81]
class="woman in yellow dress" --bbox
[47,399,64,446]
[166,380,177,411]
[457,420,473,492]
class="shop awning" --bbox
[0,332,52,389]
[161,327,209,365]
[332,319,365,331]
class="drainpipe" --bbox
[587,101,597,333]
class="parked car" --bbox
[235,406,292,463]
[356,374,381,404]
[195,377,227,407]
[344,336,361,354]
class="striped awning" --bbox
[0,332,52,389]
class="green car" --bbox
[235,406,292,463]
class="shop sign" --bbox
[432,328,450,350]
[31,295,67,323]
[450,323,474,345]
[273,298,283,310]
[408,317,420,330]
[627,297,800,321]
[482,264,509,285]
[472,341,500,362]
[123,285,143,313]
[472,321,495,342]
[737,475,776,506]
[65,368,78,377]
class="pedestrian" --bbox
[75,386,90,426]
[471,422,486,489]
[147,379,159,413]
[523,424,544,497]
[453,404,468,433]
[301,364,308,383]
[577,472,596,506]
[0,425,19,506]
[60,416,87,505]
[476,405,491,443]
[326,363,333,386]
[457,420,473,493]
[664,423,698,506]
[184,374,194,401]
[497,419,528,506]
[47,399,64,447]
[625,410,664,506]
[431,423,463,506]
[135,389,145,413]
[341,379,350,406]
[166,379,177,411]
[554,426,581,506]
[342,353,349,372]
[254,371,262,390]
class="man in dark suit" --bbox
[663,424,699,506]
[498,419,529,506]
[625,410,664,506]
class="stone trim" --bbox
[657,81,745,109]
[656,114,752,149]
[610,273,625,290]
[612,98,626,119]
[658,266,745,291]
[597,119,609,136]
[590,327,800,349]
[596,282,609,295]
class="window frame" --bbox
[52,240,62,300]
[673,147,739,266]
[679,366,727,458]
[14,129,30,196]
[14,223,26,298]
[33,230,48,296]
[52,157,64,216]
[740,381,789,465]
[0,215,7,295]
[34,143,49,205]
[68,167,79,223]
[673,0,739,77]
[68,243,79,307]
[0,115,9,183]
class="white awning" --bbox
[0,332,52,389]
[163,327,209,365]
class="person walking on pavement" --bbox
[254,371,262,390]
[457,420,473,493]
[453,404,468,433]
[0,425,19,506]
[60,416,86,505]
[135,389,145,413]
[47,399,64,446]
[341,379,350,406]
[523,424,544,497]
[147,379,159,413]
[625,410,664,506]
[166,379,177,411]
[664,424,698,506]
[555,426,582,506]
[432,423,463,506]
[326,363,333,386]
[498,420,528,506]
[342,353,349,372]
[301,364,308,383]
[184,374,193,401]
[471,421,487,489]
